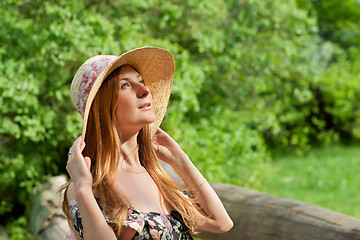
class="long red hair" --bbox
[61,65,201,238]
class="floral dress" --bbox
[65,199,193,240]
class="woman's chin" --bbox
[146,117,156,125]
[146,113,156,124]
[140,116,156,127]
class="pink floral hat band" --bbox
[71,55,118,117]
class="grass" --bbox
[263,143,360,218]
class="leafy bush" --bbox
[313,57,360,140]
[195,0,360,152]
[1,0,360,237]
[166,109,270,189]
[0,0,270,229]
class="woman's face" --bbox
[115,65,156,134]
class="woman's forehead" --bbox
[119,64,140,74]
[118,65,142,79]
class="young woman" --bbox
[61,47,233,240]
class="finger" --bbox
[72,136,83,154]
[155,128,163,135]
[80,140,86,152]
[155,128,169,139]
[152,134,158,143]
[84,157,91,170]
[152,133,158,142]
[153,143,159,151]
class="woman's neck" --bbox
[119,133,141,167]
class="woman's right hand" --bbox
[66,136,93,189]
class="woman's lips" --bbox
[139,102,152,110]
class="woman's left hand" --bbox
[152,128,186,167]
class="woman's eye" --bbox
[139,79,145,85]
[121,82,131,89]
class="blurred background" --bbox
[1,0,360,238]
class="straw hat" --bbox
[70,47,175,140]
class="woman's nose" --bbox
[137,84,150,98]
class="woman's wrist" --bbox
[171,150,192,171]
[74,181,93,198]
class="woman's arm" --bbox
[152,129,233,233]
[66,137,119,240]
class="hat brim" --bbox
[81,47,175,140]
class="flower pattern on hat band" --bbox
[76,55,118,117]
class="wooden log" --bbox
[29,175,70,240]
[0,225,9,240]
[199,184,360,240]
[29,175,360,240]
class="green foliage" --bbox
[314,56,360,141]
[167,109,270,188]
[6,217,34,240]
[195,0,360,153]
[298,0,360,51]
[1,0,360,237]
